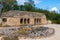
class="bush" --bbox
[17,28,29,35]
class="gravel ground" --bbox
[0,27,20,37]
[40,24,60,40]
[0,24,60,40]
[19,24,60,40]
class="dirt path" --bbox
[40,24,60,40]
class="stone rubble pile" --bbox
[26,27,55,38]
[0,26,55,39]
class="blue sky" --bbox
[16,0,60,12]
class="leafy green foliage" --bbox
[1,0,17,12]
[1,0,60,24]
[17,28,29,35]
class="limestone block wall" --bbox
[30,18,34,25]
[7,17,20,26]
[41,16,47,24]
[2,15,47,26]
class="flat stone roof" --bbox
[1,10,45,17]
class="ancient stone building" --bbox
[0,10,47,26]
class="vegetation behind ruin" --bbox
[0,0,60,24]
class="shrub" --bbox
[16,28,30,35]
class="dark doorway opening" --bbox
[2,18,7,22]
[20,18,23,24]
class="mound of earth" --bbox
[19,27,55,38]
[28,27,55,38]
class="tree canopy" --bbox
[0,0,60,24]
[0,0,17,12]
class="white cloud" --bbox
[16,0,28,5]
[17,0,42,5]
[33,0,42,4]
[50,7,58,11]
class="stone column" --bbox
[38,19,39,24]
[34,18,36,24]
[23,18,24,24]
[26,19,27,24]
[37,18,39,24]
[39,19,41,24]
[35,18,37,24]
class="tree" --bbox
[24,2,33,11]
[18,0,35,11]
[3,0,17,5]
[22,0,35,11]
[19,5,25,11]
[0,2,3,16]
[1,0,18,12]
[28,0,35,7]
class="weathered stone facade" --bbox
[0,10,47,26]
